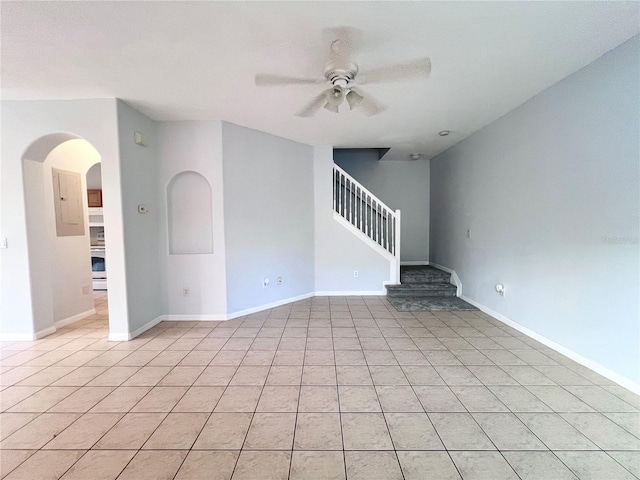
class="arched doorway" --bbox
[22,133,112,337]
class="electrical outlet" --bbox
[277,276,283,285]
[466,229,471,239]
[0,237,7,249]
[353,270,359,278]
[263,277,270,287]
[183,287,190,297]
[82,285,91,295]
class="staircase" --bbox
[386,265,478,311]
[333,164,401,283]
[332,164,476,311]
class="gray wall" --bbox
[116,100,165,332]
[222,122,315,314]
[334,150,430,263]
[430,36,640,384]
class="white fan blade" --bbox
[359,58,431,85]
[255,74,324,86]
[350,86,383,116]
[296,88,332,117]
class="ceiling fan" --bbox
[255,27,431,117]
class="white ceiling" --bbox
[2,1,639,161]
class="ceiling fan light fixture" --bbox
[346,89,364,110]
[323,102,340,113]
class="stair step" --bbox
[400,266,451,284]
[388,296,478,312]
[385,283,457,298]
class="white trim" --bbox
[0,332,38,341]
[225,293,315,319]
[163,314,228,321]
[34,326,57,339]
[332,213,395,262]
[108,314,164,341]
[429,262,462,296]
[461,295,640,395]
[0,325,60,341]
[107,332,130,342]
[314,290,386,296]
[333,164,394,214]
[400,261,430,266]
[55,308,96,328]
[159,293,317,324]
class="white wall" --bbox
[86,163,102,189]
[222,122,315,314]
[115,101,164,335]
[315,147,392,294]
[430,36,640,385]
[157,121,228,318]
[0,99,126,339]
[44,140,99,322]
[334,150,430,263]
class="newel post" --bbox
[395,209,401,284]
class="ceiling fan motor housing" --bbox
[323,63,358,88]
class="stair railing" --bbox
[333,164,401,283]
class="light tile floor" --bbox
[1,292,639,479]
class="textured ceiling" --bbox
[2,1,639,160]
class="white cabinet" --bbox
[88,207,104,227]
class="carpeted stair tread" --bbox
[388,296,478,311]
[400,266,451,284]
[385,283,457,298]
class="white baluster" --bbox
[384,210,388,251]
[333,168,338,212]
[364,194,369,236]
[373,200,377,242]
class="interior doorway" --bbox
[21,133,113,337]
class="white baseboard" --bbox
[461,294,640,395]
[400,261,430,266]
[1,326,60,341]
[35,326,57,339]
[226,292,315,319]
[314,290,386,296]
[164,314,228,321]
[55,308,96,328]
[0,332,38,341]
[429,262,462,296]
[159,293,317,324]
[107,332,130,342]
[108,314,164,342]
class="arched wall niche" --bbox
[167,171,214,255]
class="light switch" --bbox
[0,237,7,249]
[134,131,147,146]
